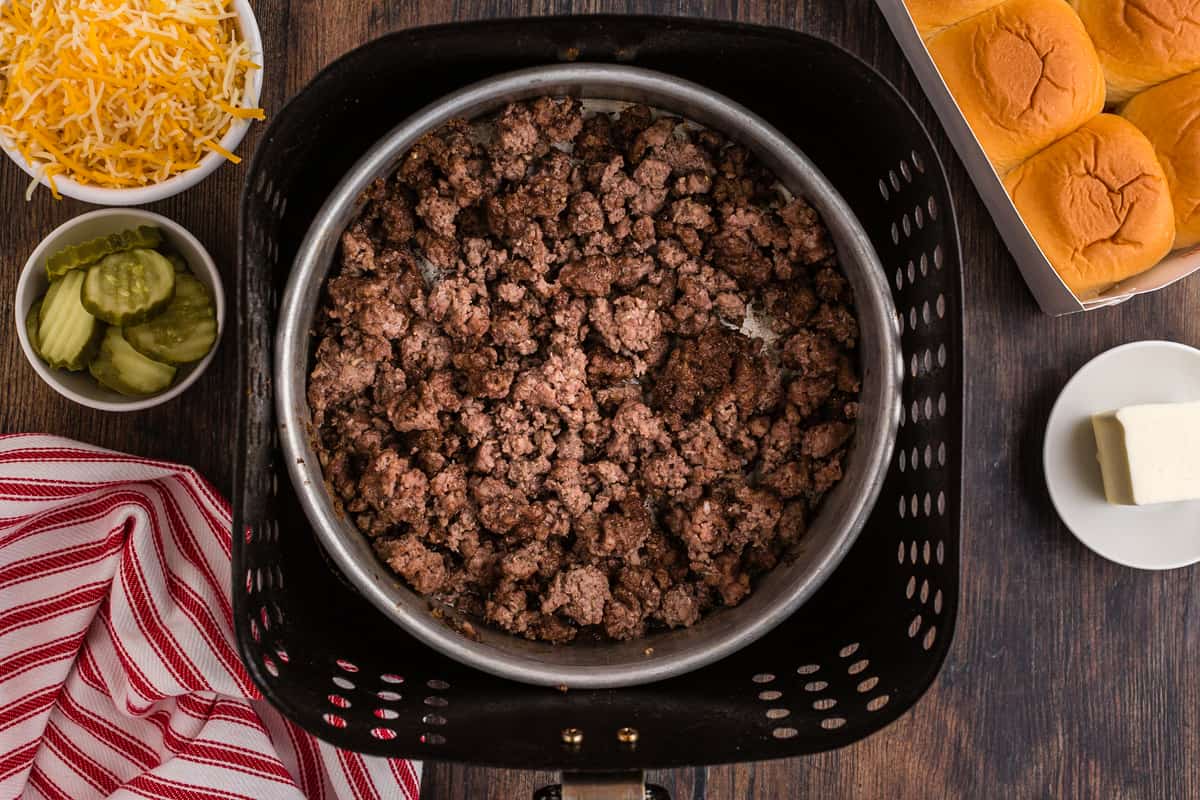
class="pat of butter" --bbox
[1091,402,1200,506]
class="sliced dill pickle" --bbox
[164,251,189,273]
[89,326,176,396]
[37,271,102,371]
[81,249,176,325]
[39,280,61,325]
[25,299,43,356]
[46,226,164,278]
[123,273,217,365]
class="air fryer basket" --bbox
[234,16,962,771]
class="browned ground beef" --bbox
[308,97,860,643]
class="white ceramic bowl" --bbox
[0,0,263,206]
[14,209,225,411]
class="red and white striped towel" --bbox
[0,434,420,800]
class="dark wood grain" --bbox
[3,1,1198,798]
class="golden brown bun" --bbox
[1121,72,1200,249]
[1072,0,1200,104]
[1004,115,1175,297]
[927,0,1106,175]
[904,0,1006,37]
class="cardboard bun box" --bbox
[878,0,1200,315]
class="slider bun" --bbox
[927,0,1105,175]
[903,0,1006,37]
[1121,72,1200,249]
[1072,0,1200,104]
[1003,114,1175,298]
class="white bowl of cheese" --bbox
[0,0,264,206]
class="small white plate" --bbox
[1044,340,1200,570]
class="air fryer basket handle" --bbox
[534,772,670,799]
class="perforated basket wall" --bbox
[234,16,963,770]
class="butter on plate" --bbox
[1092,402,1200,506]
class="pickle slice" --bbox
[81,249,176,325]
[37,271,102,371]
[46,226,164,279]
[89,326,177,396]
[25,299,43,356]
[123,273,218,365]
[165,251,189,273]
[39,280,61,325]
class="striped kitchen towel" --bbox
[0,434,420,800]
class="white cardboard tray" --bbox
[874,0,1200,316]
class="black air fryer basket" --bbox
[233,15,963,778]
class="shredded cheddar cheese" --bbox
[0,0,263,196]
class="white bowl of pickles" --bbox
[14,209,224,412]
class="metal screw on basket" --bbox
[561,727,584,746]
[616,727,638,745]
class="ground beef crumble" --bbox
[308,96,860,643]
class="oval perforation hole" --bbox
[370,727,397,741]
[908,614,922,638]
[934,589,944,614]
[766,708,791,720]
[812,698,837,711]
[891,223,900,244]
[905,576,916,599]
[424,696,449,707]
[421,733,447,745]
[839,643,860,658]
[937,540,946,564]
[375,708,399,720]
[879,179,890,201]
[377,690,402,702]
[867,695,890,712]
[797,664,821,675]
[901,214,912,237]
[332,676,355,691]
[923,626,938,650]
[911,151,925,172]
[847,659,869,675]
[772,727,798,740]
[821,717,846,730]
[758,689,783,701]
[804,681,828,692]
[857,676,879,693]
[900,160,912,182]
[914,205,924,229]
[752,673,775,684]
[426,679,450,690]
[423,713,447,726]
[889,170,901,191]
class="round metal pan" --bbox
[276,63,901,688]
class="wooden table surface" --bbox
[4,1,1198,798]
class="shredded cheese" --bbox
[0,0,263,194]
